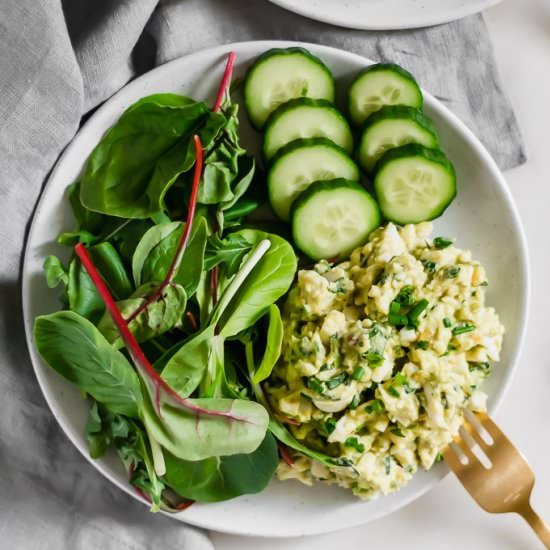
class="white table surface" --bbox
[212,1,550,548]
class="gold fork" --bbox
[443,410,550,548]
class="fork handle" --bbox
[520,504,550,548]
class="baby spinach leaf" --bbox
[217,229,297,338]
[160,325,215,398]
[163,432,278,502]
[85,401,113,459]
[97,282,187,348]
[34,311,142,417]
[140,389,269,461]
[80,94,216,218]
[43,255,68,288]
[252,304,283,384]
[203,232,253,276]
[132,217,208,298]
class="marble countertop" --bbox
[212,1,550,548]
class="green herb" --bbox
[344,437,365,453]
[388,385,400,398]
[415,340,429,350]
[329,277,348,294]
[452,323,476,336]
[324,417,337,434]
[326,372,347,390]
[364,399,385,414]
[433,236,454,249]
[394,373,409,386]
[445,266,461,279]
[384,455,392,475]
[421,259,437,273]
[306,377,325,394]
[362,350,384,368]
[351,366,365,380]
[329,457,355,468]
[479,281,489,287]
[390,428,405,437]
[349,394,360,409]
[389,312,409,327]
[394,285,415,306]
[435,452,444,463]
[443,317,452,328]
[468,362,491,374]
[407,299,429,326]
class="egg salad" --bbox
[266,222,504,499]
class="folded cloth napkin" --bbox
[0,0,524,548]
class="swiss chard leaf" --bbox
[140,389,269,461]
[132,217,208,298]
[97,282,187,348]
[79,94,219,219]
[43,255,68,288]
[217,230,297,338]
[34,311,142,417]
[252,304,283,384]
[163,432,278,502]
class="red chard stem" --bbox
[213,51,236,113]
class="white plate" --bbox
[269,0,501,30]
[22,40,528,537]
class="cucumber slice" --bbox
[358,106,439,173]
[244,47,336,130]
[263,98,353,161]
[268,138,360,221]
[291,179,381,260]
[348,63,423,127]
[374,144,456,224]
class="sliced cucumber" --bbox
[358,106,439,173]
[291,179,381,260]
[268,138,360,222]
[263,98,353,161]
[244,47,336,130]
[374,144,456,224]
[348,63,423,127]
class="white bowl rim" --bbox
[22,40,530,538]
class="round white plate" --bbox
[269,0,501,30]
[22,40,528,537]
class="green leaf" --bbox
[43,255,68,288]
[140,389,269,461]
[80,94,217,218]
[132,217,208,298]
[34,311,142,417]
[252,305,283,384]
[160,325,215,397]
[97,282,187,348]
[163,432,278,502]
[85,401,113,459]
[217,230,297,338]
[203,232,253,276]
[68,242,133,322]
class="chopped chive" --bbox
[306,377,325,394]
[324,417,336,434]
[479,281,489,287]
[390,301,401,314]
[433,236,454,249]
[365,399,385,414]
[468,361,491,374]
[443,317,452,328]
[389,313,408,326]
[390,427,405,437]
[363,350,384,368]
[421,259,437,273]
[344,436,365,453]
[349,394,360,409]
[435,452,444,463]
[325,372,347,390]
[384,455,392,474]
[329,457,354,468]
[394,373,408,386]
[452,323,476,336]
[445,266,461,279]
[415,340,429,350]
[395,285,415,306]
[351,366,365,380]
[408,299,429,326]
[388,385,400,398]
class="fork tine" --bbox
[442,444,465,474]
[454,432,479,465]
[462,418,493,455]
[476,412,503,442]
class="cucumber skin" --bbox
[291,178,381,260]
[268,137,360,221]
[347,63,423,127]
[358,106,440,173]
[244,47,336,131]
[262,97,354,161]
[374,143,457,224]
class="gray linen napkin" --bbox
[0,0,524,548]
